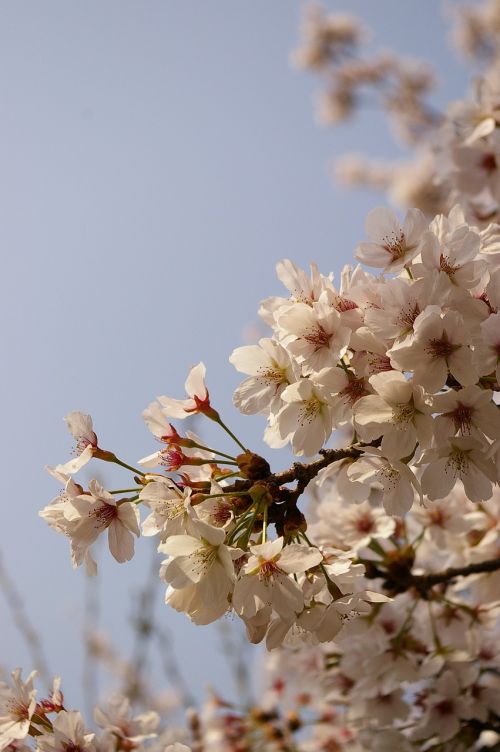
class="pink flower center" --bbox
[439,253,460,277]
[446,402,474,434]
[74,432,97,455]
[7,699,28,721]
[258,560,282,581]
[298,398,322,426]
[92,503,118,528]
[380,619,396,635]
[335,296,358,312]
[428,508,447,527]
[425,332,460,361]
[382,231,407,261]
[161,446,186,470]
[341,378,367,405]
[303,324,332,350]
[396,302,421,332]
[355,513,375,534]
[434,698,454,716]
[481,153,497,173]
[367,353,393,373]
[210,502,232,526]
[61,743,82,752]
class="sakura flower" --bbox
[348,447,422,516]
[54,411,98,476]
[421,206,484,289]
[160,522,237,588]
[94,694,158,745]
[432,384,500,444]
[64,480,140,566]
[156,363,217,420]
[411,493,477,547]
[310,500,395,551]
[160,521,242,624]
[350,688,409,726]
[166,746,192,752]
[39,473,83,535]
[39,476,98,575]
[232,537,322,622]
[0,669,36,751]
[193,482,234,530]
[355,206,428,272]
[139,479,199,540]
[37,711,95,752]
[388,307,479,392]
[452,131,500,200]
[275,371,337,456]
[277,291,351,372]
[265,602,344,650]
[142,400,181,441]
[318,366,370,425]
[363,275,444,343]
[449,77,500,144]
[353,370,433,459]
[413,670,470,742]
[420,437,497,502]
[258,259,328,325]
[229,338,297,415]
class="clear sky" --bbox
[0,0,476,715]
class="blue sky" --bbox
[0,0,476,714]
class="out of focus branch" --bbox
[413,558,500,590]
[0,550,51,686]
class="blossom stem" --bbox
[262,504,268,544]
[109,488,142,494]
[212,415,248,453]
[117,495,139,505]
[199,459,239,466]
[190,442,237,461]
[214,470,240,481]
[227,517,251,545]
[109,455,146,477]
[237,506,259,549]
[196,491,250,502]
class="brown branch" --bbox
[412,557,500,590]
[227,446,361,494]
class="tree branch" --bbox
[226,446,361,494]
[412,557,500,590]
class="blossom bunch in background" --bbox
[17,1,500,750]
[302,0,500,225]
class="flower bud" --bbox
[236,452,271,480]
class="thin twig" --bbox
[0,550,52,687]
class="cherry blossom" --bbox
[355,206,428,272]
[156,363,216,420]
[233,538,322,623]
[353,370,433,459]
[63,480,140,567]
[37,711,95,752]
[229,338,298,415]
[0,670,37,751]
[388,307,479,392]
[54,411,98,476]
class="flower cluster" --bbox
[299,1,500,230]
[32,8,500,750]
[0,670,191,752]
[293,3,438,144]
